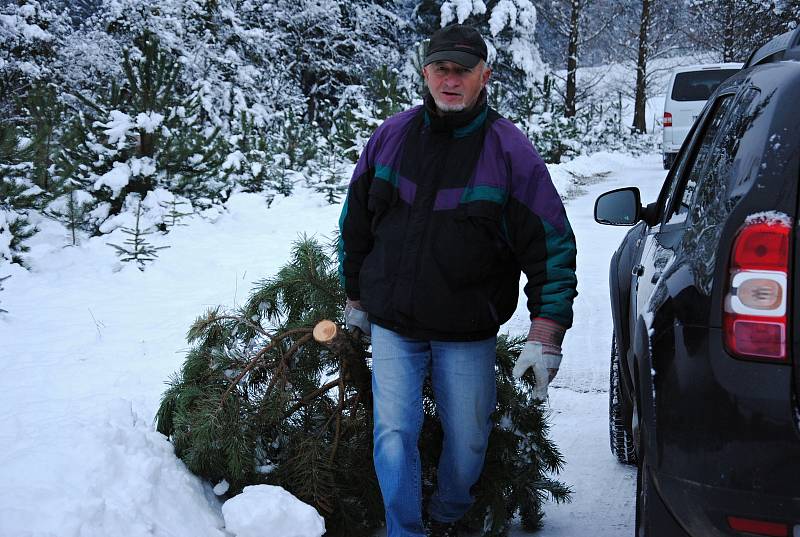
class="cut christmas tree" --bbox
[156,236,570,536]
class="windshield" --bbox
[671,70,740,102]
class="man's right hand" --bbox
[345,299,371,336]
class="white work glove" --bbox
[344,299,370,336]
[513,341,562,400]
[512,318,567,401]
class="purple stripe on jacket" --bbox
[351,106,421,185]
[434,188,464,210]
[487,118,567,234]
[398,175,417,205]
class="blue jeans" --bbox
[371,324,497,537]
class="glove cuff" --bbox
[527,317,566,347]
[346,299,364,312]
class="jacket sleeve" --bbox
[338,137,376,301]
[504,142,577,329]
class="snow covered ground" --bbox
[0,151,667,537]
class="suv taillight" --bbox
[723,220,790,362]
[664,112,672,127]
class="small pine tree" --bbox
[280,109,319,170]
[504,76,581,165]
[45,183,94,246]
[0,125,39,265]
[22,83,65,194]
[156,236,570,537]
[368,65,410,121]
[106,198,168,270]
[158,198,192,231]
[326,89,375,165]
[312,141,349,205]
[267,153,295,198]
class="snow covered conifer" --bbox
[437,0,546,98]
[0,0,69,118]
[61,31,229,223]
[23,83,64,194]
[508,76,581,164]
[45,185,94,246]
[311,140,349,205]
[0,125,38,265]
[686,0,800,62]
[368,65,411,121]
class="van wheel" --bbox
[609,335,637,465]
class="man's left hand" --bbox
[345,299,370,336]
[513,341,562,400]
[512,318,566,400]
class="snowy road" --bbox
[0,152,668,537]
[511,154,667,537]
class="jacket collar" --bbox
[423,90,488,136]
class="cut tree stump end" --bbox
[313,320,338,343]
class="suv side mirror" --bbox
[594,187,642,226]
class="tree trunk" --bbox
[632,0,651,134]
[722,1,735,62]
[312,320,372,408]
[565,0,582,118]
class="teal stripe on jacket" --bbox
[539,219,578,327]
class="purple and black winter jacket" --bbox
[338,94,577,341]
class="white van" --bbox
[662,63,743,169]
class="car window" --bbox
[663,94,735,226]
[671,69,740,102]
[680,88,763,294]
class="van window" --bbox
[665,94,735,226]
[671,70,739,102]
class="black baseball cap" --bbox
[423,24,488,69]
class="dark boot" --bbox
[427,519,460,537]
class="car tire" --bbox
[609,335,637,465]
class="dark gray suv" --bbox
[594,28,800,537]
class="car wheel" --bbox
[609,334,637,465]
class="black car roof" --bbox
[744,25,800,68]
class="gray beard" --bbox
[433,98,466,113]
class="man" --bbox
[339,24,577,537]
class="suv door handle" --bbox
[632,264,645,276]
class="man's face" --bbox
[422,60,491,113]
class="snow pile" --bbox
[221,485,325,537]
[0,399,226,537]
[548,151,648,197]
[0,189,344,537]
